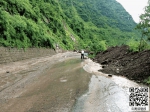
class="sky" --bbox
[116,0,148,23]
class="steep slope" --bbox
[59,0,140,51]
[0,0,140,52]
[72,0,136,31]
[0,0,78,49]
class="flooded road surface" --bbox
[0,52,149,112]
[73,59,149,112]
[0,52,91,112]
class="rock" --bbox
[108,74,112,77]
[116,68,119,73]
[6,71,10,73]
[101,60,108,65]
[102,65,105,68]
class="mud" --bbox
[0,51,149,112]
[72,59,150,112]
[0,52,92,112]
[94,45,150,83]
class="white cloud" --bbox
[116,0,148,23]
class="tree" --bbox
[136,0,150,51]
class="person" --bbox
[81,49,84,59]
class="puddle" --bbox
[1,53,149,112]
[72,75,129,112]
[22,58,91,112]
[72,59,149,112]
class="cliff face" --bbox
[0,0,139,51]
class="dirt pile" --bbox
[94,45,150,82]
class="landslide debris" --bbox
[94,45,150,83]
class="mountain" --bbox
[0,0,140,52]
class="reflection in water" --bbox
[72,75,129,112]
[72,59,149,112]
[24,58,92,112]
[2,52,148,112]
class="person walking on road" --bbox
[81,49,84,59]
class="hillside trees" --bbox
[60,0,140,50]
[0,0,141,52]
[137,0,150,36]
[136,0,150,51]
[0,7,54,48]
[0,0,66,49]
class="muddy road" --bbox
[0,52,149,112]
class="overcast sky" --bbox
[116,0,148,23]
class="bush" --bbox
[144,76,150,85]
[126,39,139,52]
[90,40,107,53]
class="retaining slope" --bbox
[0,47,56,64]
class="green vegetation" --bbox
[0,0,140,52]
[144,76,150,84]
[136,0,150,52]
[136,0,150,84]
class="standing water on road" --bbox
[72,59,150,112]
[0,52,92,112]
[0,52,149,112]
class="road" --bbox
[0,52,149,112]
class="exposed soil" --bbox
[94,45,150,83]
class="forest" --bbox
[0,0,147,53]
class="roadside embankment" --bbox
[94,45,150,83]
[0,47,56,64]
